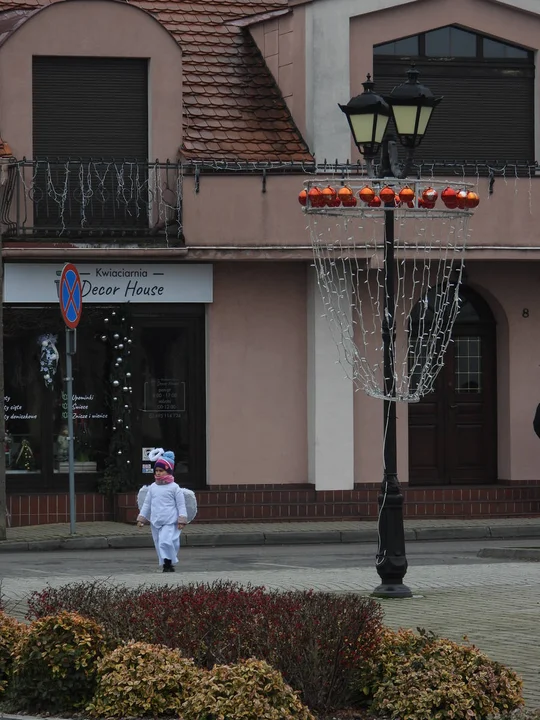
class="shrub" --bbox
[181,658,315,720]
[87,641,199,718]
[362,628,524,720]
[27,580,384,712]
[10,611,106,712]
[0,612,27,696]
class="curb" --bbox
[1,524,540,552]
[477,547,540,561]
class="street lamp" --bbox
[339,66,442,599]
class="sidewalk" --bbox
[1,516,539,552]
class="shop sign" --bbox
[4,263,213,304]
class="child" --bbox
[136,450,188,573]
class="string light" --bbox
[15,159,185,243]
[307,178,472,402]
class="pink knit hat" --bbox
[154,450,175,472]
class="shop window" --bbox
[4,307,110,477]
[3,303,206,491]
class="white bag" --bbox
[136,484,197,524]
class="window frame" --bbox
[373,25,533,62]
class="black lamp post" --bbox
[339,67,442,599]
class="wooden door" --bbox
[408,287,497,486]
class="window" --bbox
[4,307,110,477]
[374,36,419,56]
[373,26,534,165]
[3,304,206,491]
[32,57,149,235]
[425,27,476,57]
[374,25,531,60]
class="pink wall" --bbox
[353,259,540,485]
[182,175,540,257]
[467,262,540,482]
[249,6,307,141]
[207,262,308,485]
[349,0,540,162]
[0,0,183,162]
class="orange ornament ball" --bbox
[368,195,382,208]
[379,185,395,204]
[359,185,375,204]
[338,186,356,207]
[399,187,415,203]
[321,186,338,206]
[298,189,307,207]
[422,187,438,204]
[466,191,480,209]
[441,187,458,209]
[308,187,325,208]
[456,189,468,209]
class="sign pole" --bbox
[59,264,83,537]
[66,328,76,536]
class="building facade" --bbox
[1,0,539,525]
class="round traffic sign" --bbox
[59,263,83,329]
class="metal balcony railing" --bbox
[0,159,184,244]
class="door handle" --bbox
[449,404,457,409]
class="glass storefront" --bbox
[4,303,206,493]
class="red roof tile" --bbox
[0,0,312,161]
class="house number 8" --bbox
[523,308,530,318]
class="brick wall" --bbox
[114,482,540,525]
[7,493,113,527]
[6,483,540,527]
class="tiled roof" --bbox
[0,0,313,162]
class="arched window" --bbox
[373,26,534,167]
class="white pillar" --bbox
[307,264,354,490]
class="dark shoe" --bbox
[162,559,174,573]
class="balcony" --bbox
[0,159,184,245]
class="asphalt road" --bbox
[1,537,539,579]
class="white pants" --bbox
[151,523,181,566]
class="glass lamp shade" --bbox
[348,112,390,147]
[339,74,391,158]
[386,67,442,148]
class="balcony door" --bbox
[32,56,149,235]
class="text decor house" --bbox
[0,0,538,526]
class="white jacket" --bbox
[139,482,187,528]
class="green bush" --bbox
[28,580,384,711]
[363,628,524,720]
[87,641,199,718]
[0,612,27,696]
[181,658,315,720]
[10,611,106,712]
